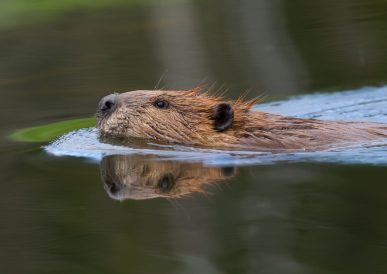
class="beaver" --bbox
[101,154,235,200]
[96,87,387,151]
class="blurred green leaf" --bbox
[9,117,96,142]
[0,0,182,28]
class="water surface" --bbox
[46,85,387,166]
[2,1,387,273]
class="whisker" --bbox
[154,70,169,90]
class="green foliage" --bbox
[9,117,96,142]
[0,0,181,28]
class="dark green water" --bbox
[2,1,387,273]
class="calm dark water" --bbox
[2,1,387,273]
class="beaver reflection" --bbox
[100,155,236,201]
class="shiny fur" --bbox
[97,87,387,151]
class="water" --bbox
[2,1,387,273]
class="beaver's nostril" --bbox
[103,100,114,111]
[99,94,117,113]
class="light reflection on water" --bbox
[101,154,235,201]
[46,85,387,166]
[2,0,387,273]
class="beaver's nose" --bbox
[99,94,118,114]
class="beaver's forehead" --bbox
[119,89,181,98]
[118,90,191,105]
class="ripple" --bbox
[45,85,387,166]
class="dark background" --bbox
[1,1,387,273]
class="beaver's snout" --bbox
[97,94,118,118]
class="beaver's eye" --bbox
[154,99,169,109]
[158,174,174,193]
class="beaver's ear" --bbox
[212,103,234,131]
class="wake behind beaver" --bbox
[45,85,387,166]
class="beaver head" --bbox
[96,87,257,146]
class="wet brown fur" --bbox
[97,87,387,151]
